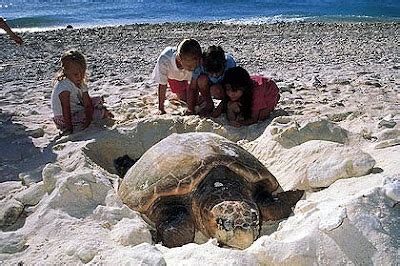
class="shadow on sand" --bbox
[0,111,58,183]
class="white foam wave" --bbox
[214,15,309,25]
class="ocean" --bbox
[1,0,399,31]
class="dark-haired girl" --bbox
[213,66,280,127]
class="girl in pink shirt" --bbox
[213,66,280,127]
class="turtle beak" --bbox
[227,229,258,249]
[214,219,259,249]
[212,201,260,249]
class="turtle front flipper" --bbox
[155,205,195,248]
[257,190,304,221]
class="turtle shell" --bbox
[118,132,280,213]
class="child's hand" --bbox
[227,101,241,114]
[184,108,195,116]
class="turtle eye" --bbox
[251,209,258,220]
[251,210,259,225]
[242,223,250,229]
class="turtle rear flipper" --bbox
[258,190,304,221]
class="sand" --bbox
[0,22,399,264]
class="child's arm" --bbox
[226,101,240,122]
[82,92,94,128]
[186,79,198,115]
[225,101,244,127]
[59,91,73,133]
[158,84,167,114]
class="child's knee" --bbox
[210,84,224,99]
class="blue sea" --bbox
[1,0,399,31]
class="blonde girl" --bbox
[51,50,112,134]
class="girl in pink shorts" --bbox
[212,66,280,127]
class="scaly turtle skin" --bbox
[118,132,303,249]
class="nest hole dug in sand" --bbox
[82,125,178,177]
[82,132,145,176]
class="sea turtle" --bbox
[118,132,303,249]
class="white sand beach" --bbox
[0,22,399,264]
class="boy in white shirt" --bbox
[152,38,202,114]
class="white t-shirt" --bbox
[51,78,88,116]
[151,47,193,85]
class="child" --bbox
[51,50,113,135]
[151,38,202,114]
[189,45,236,115]
[213,66,280,127]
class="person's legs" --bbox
[168,79,189,102]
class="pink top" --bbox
[251,75,280,119]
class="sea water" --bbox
[1,0,399,31]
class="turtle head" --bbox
[210,200,260,249]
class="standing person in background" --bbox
[152,38,202,114]
[0,17,23,45]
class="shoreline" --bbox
[7,16,400,33]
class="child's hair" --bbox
[54,49,87,83]
[177,38,202,59]
[203,45,226,74]
[223,66,254,119]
